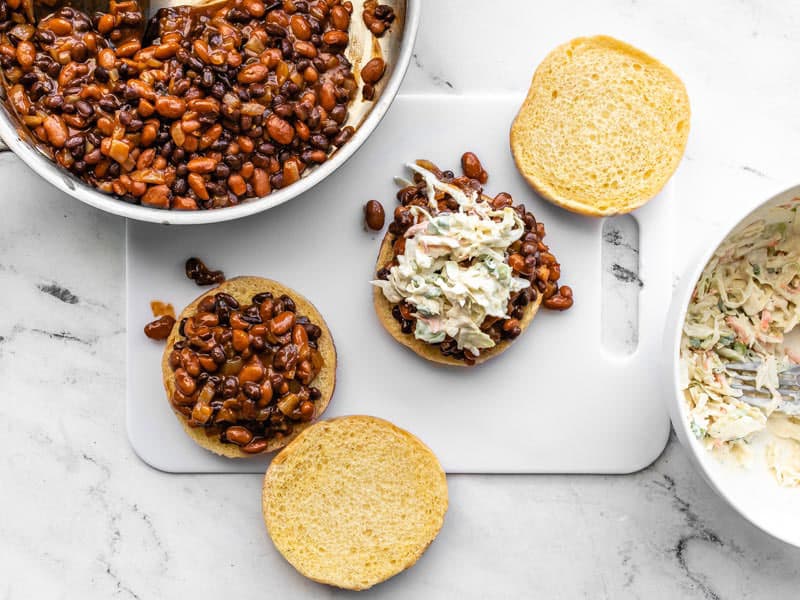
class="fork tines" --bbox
[726,362,800,416]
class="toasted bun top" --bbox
[262,415,448,590]
[511,35,690,216]
[161,276,336,457]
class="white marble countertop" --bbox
[3,0,800,597]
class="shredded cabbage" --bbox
[680,202,800,485]
[372,163,528,356]
[766,437,800,487]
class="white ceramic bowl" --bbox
[665,183,800,548]
[0,0,420,225]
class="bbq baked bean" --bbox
[363,199,385,230]
[361,57,385,85]
[155,96,186,119]
[270,311,296,335]
[292,323,309,345]
[380,154,572,363]
[225,425,253,446]
[0,0,362,210]
[362,83,375,101]
[363,0,394,37]
[144,315,176,340]
[543,285,574,311]
[322,30,348,46]
[174,368,197,395]
[330,5,350,30]
[185,257,225,286]
[502,318,521,338]
[299,400,314,420]
[461,152,488,184]
[241,438,269,453]
[167,289,326,449]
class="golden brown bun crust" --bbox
[510,35,690,216]
[162,276,337,458]
[372,223,542,367]
[262,415,448,591]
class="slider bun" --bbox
[510,35,690,216]
[262,415,448,590]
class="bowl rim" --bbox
[667,182,800,548]
[0,0,421,225]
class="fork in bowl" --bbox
[727,362,800,416]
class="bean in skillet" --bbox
[360,56,385,100]
[361,57,386,84]
[0,0,362,210]
[362,0,395,37]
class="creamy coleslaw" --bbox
[372,163,529,356]
[680,202,800,485]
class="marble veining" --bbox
[36,283,79,305]
[3,0,800,597]
[411,52,454,90]
[610,264,644,288]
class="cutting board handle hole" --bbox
[601,215,641,356]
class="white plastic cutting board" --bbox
[126,94,671,473]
